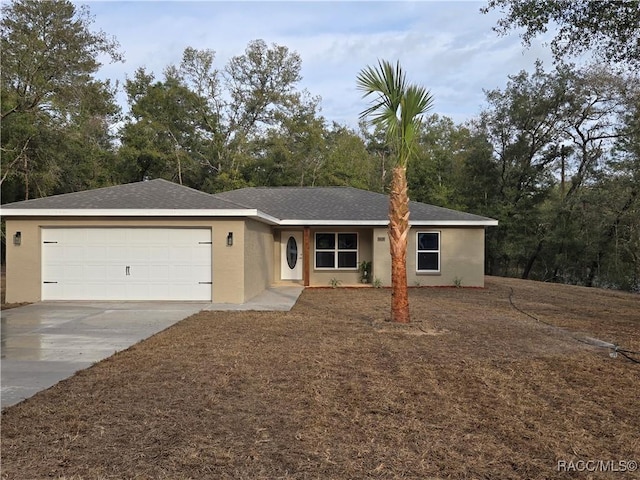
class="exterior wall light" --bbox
[226,232,233,246]
[13,231,21,246]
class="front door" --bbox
[280,231,303,280]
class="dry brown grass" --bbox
[2,277,639,479]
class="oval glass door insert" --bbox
[286,236,298,269]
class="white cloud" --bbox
[84,1,558,127]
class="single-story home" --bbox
[1,179,497,303]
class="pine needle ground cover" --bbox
[2,277,639,479]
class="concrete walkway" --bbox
[1,286,304,409]
[205,286,304,311]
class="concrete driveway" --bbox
[0,287,303,410]
[1,302,207,409]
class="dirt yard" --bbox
[2,277,639,479]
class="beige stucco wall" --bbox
[373,226,486,287]
[243,219,275,301]
[372,227,392,285]
[211,219,246,303]
[272,226,486,288]
[4,217,250,304]
[6,217,487,303]
[5,219,41,304]
[273,230,283,283]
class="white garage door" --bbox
[42,228,212,301]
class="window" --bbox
[417,232,440,272]
[315,233,358,269]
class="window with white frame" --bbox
[416,231,440,272]
[315,233,358,269]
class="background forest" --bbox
[2,0,639,291]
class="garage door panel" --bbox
[172,264,210,280]
[148,265,170,281]
[80,265,108,282]
[148,247,170,262]
[128,264,149,280]
[105,245,127,262]
[170,228,206,243]
[42,228,212,301]
[169,246,193,262]
[85,229,111,243]
[74,283,103,301]
[127,245,150,262]
[153,230,171,243]
[105,264,125,281]
[126,283,151,299]
[46,246,74,262]
[43,263,68,281]
[42,282,63,300]
[171,284,211,301]
[104,283,129,300]
[86,246,109,262]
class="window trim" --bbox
[314,232,359,270]
[416,231,441,273]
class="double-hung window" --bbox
[315,233,358,269]
[416,231,440,273]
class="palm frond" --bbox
[357,59,434,168]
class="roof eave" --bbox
[0,208,281,225]
[278,219,389,226]
[411,219,499,227]
[278,219,499,227]
[0,209,497,227]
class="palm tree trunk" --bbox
[388,165,410,323]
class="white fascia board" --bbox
[1,209,497,227]
[0,208,281,225]
[250,210,281,225]
[411,219,499,227]
[278,219,499,227]
[278,219,389,226]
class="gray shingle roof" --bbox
[1,180,497,225]
[1,179,244,210]
[214,186,496,224]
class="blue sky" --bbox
[84,1,556,128]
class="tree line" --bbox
[2,0,639,291]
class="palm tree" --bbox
[357,60,434,323]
